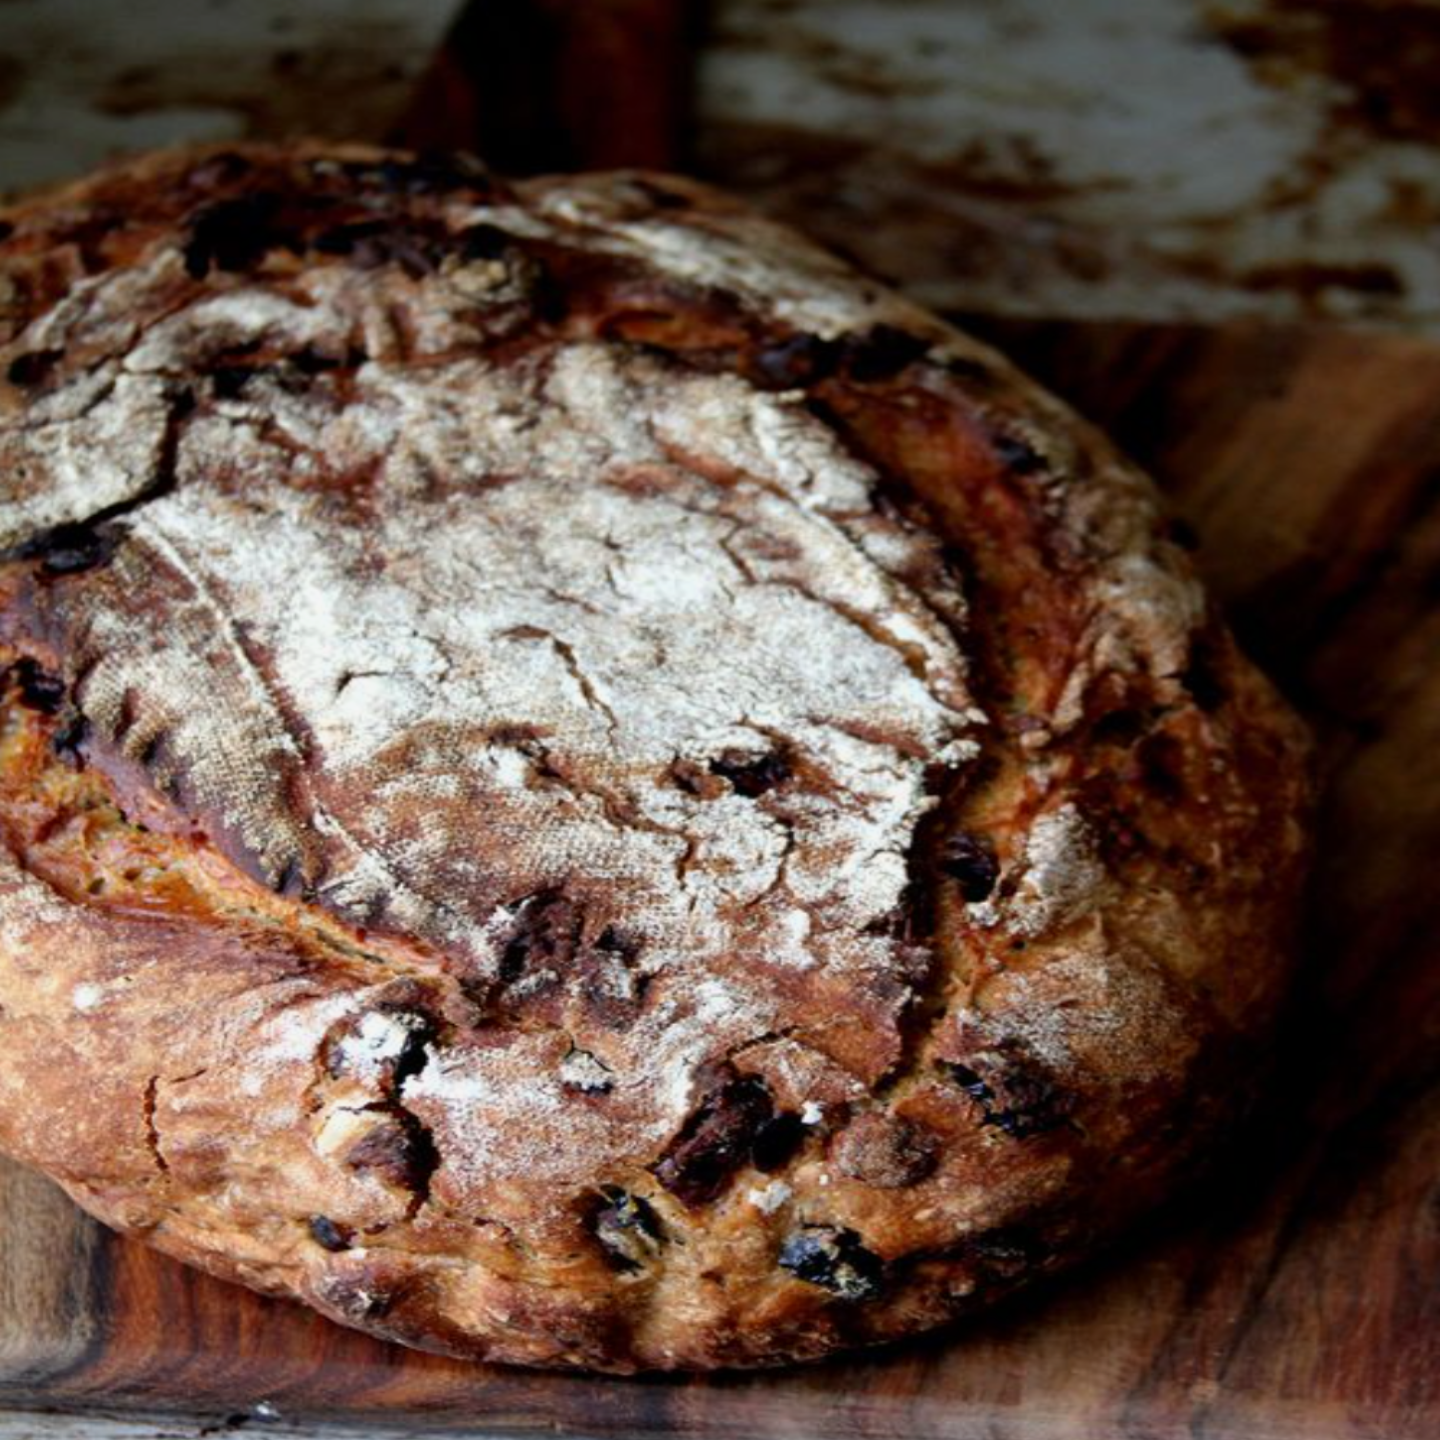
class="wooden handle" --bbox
[394,0,699,172]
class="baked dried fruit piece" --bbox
[0,143,1310,1373]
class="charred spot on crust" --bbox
[946,1054,1069,1140]
[591,1186,664,1273]
[778,1226,883,1300]
[653,1073,783,1206]
[833,1112,938,1189]
[708,748,790,798]
[838,324,930,383]
[309,1214,355,1252]
[939,833,999,902]
[2,657,67,714]
[499,889,583,985]
[7,348,63,388]
[183,193,292,279]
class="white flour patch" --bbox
[71,982,104,1012]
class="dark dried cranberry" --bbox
[1180,633,1227,712]
[6,349,63,387]
[1136,731,1187,803]
[20,520,118,576]
[272,855,310,899]
[753,332,838,388]
[947,1058,1067,1140]
[778,1226,883,1300]
[751,1111,807,1172]
[376,151,491,195]
[210,365,257,399]
[991,431,1045,475]
[309,1214,354,1252]
[312,219,389,255]
[289,345,348,374]
[940,833,999,902]
[50,710,88,760]
[0,220,14,243]
[5,658,66,714]
[1166,516,1201,551]
[1091,706,1156,748]
[388,1012,437,1089]
[313,220,438,278]
[183,193,290,278]
[591,1187,664,1273]
[459,223,516,261]
[594,925,636,960]
[708,748,790,798]
[344,1115,434,1194]
[653,1076,775,1206]
[967,1226,1041,1282]
[580,928,649,1029]
[499,890,583,984]
[838,325,929,382]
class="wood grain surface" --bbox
[2,318,1438,1438]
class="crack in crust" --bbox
[0,143,1311,1373]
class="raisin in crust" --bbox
[0,144,1311,1373]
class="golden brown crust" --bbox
[0,142,1311,1372]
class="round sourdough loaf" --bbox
[0,144,1310,1372]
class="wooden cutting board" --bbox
[2,318,1438,1439]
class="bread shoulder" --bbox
[0,144,1310,1371]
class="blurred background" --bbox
[4,5,1440,1436]
[3,0,1439,327]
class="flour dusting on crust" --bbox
[2,204,982,1167]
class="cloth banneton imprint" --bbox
[0,144,1311,1372]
